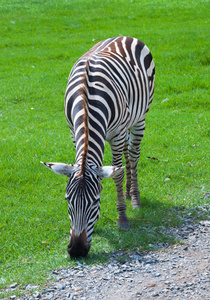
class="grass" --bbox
[0,0,209,297]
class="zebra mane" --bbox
[77,60,89,177]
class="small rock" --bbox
[74,287,83,292]
[152,292,159,297]
[154,273,161,277]
[46,293,53,300]
[183,246,188,251]
[200,220,210,227]
[146,283,156,288]
[55,283,65,290]
[42,291,48,295]
[10,283,18,289]
[52,270,59,275]
[162,288,169,293]
[45,288,55,293]
[10,296,16,300]
[26,284,39,290]
[186,282,194,287]
[102,275,111,280]
[33,291,41,298]
[77,273,85,277]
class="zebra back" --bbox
[65,36,155,174]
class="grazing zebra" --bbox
[41,36,155,258]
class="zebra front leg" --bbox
[124,132,131,199]
[114,169,130,230]
[129,120,145,208]
[110,136,130,230]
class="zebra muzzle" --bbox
[67,229,90,258]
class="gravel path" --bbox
[8,219,210,300]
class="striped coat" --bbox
[42,36,155,257]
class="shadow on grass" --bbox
[82,196,208,264]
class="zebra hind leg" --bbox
[129,120,145,208]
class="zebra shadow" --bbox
[86,196,202,262]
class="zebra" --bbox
[41,36,155,258]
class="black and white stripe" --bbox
[66,170,101,243]
[43,36,155,257]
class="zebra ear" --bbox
[40,161,76,177]
[94,166,125,179]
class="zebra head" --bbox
[41,161,124,258]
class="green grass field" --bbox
[0,0,209,297]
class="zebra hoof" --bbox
[131,199,141,209]
[117,221,130,230]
